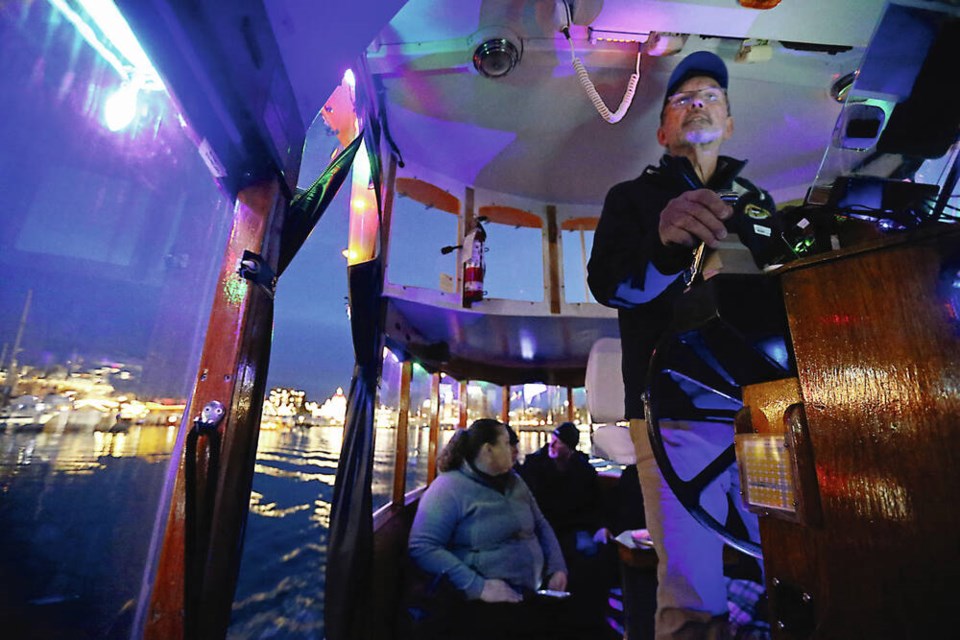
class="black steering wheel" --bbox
[643,274,794,559]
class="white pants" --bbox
[629,418,761,640]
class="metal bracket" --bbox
[238,250,277,298]
[193,400,225,435]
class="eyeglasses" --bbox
[665,87,726,110]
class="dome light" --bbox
[472,36,521,78]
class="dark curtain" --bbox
[277,133,365,276]
[324,119,386,639]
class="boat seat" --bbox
[585,337,635,464]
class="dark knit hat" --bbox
[665,50,728,101]
[553,422,580,450]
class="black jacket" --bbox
[587,153,774,418]
[518,448,604,535]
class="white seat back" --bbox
[585,337,635,464]
[585,337,626,424]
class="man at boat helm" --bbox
[587,51,774,639]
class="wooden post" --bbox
[458,380,468,428]
[501,385,510,424]
[427,372,441,484]
[546,204,561,314]
[459,187,474,301]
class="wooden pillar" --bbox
[546,204,561,314]
[458,187,474,300]
[427,372,441,484]
[501,385,511,424]
[458,380,468,428]
[391,360,412,505]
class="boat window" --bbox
[373,348,403,511]
[482,219,545,302]
[404,362,433,493]
[561,215,600,303]
[465,381,504,421]
[438,374,462,430]
[387,175,460,292]
[561,230,596,303]
[0,3,234,637]
[508,384,572,429]
[436,374,463,458]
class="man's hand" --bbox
[658,189,732,249]
[480,578,522,603]
[547,571,568,592]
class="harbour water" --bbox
[0,424,421,640]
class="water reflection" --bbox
[0,420,579,640]
[0,426,174,639]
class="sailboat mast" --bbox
[4,289,32,397]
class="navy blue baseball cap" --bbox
[665,51,728,101]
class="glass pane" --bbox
[438,375,461,429]
[387,188,459,291]
[509,383,550,427]
[437,374,461,455]
[372,348,402,511]
[571,387,589,426]
[544,385,570,427]
[516,428,549,464]
[483,222,543,301]
[0,3,233,637]
[405,364,432,492]
[562,229,597,303]
[465,380,503,421]
[230,112,355,637]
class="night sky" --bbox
[267,182,355,404]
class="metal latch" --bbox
[238,250,277,298]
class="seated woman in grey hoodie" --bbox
[407,418,570,639]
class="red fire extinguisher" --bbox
[463,217,487,306]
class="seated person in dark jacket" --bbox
[519,422,619,638]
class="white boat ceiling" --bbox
[267,0,891,205]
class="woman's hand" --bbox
[546,571,568,592]
[480,579,522,603]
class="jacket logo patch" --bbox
[744,203,771,220]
